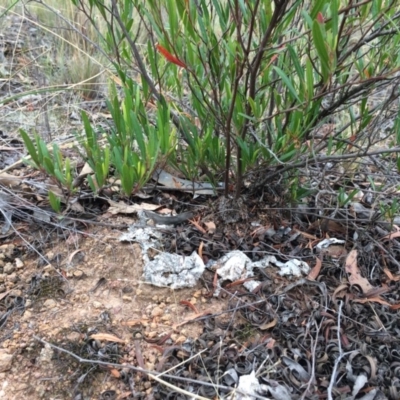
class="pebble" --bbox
[0,350,13,372]
[147,331,158,338]
[136,289,143,296]
[3,263,14,274]
[0,275,4,283]
[15,258,24,269]
[161,315,171,321]
[73,270,84,279]
[9,289,22,297]
[7,274,18,283]
[193,290,202,298]
[145,362,155,371]
[174,335,187,344]
[151,307,163,317]
[122,295,132,303]
[43,299,57,309]
[22,311,32,321]
[105,245,113,254]
[93,301,103,309]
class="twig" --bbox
[327,301,354,400]
[256,146,400,186]
[300,319,321,399]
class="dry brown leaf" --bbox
[259,318,277,331]
[109,368,121,378]
[172,311,212,330]
[90,333,126,344]
[345,249,373,293]
[382,225,400,241]
[383,267,400,281]
[107,199,159,215]
[0,172,21,188]
[198,241,204,259]
[307,257,322,280]
[353,297,392,307]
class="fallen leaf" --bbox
[307,257,322,280]
[382,225,400,241]
[90,333,126,344]
[109,368,120,378]
[259,318,277,331]
[353,297,392,307]
[383,267,400,281]
[345,250,373,293]
[107,199,159,215]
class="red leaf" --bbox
[156,44,187,69]
[317,12,324,24]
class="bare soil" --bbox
[0,219,227,399]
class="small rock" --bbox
[3,263,14,274]
[22,311,32,321]
[147,331,158,339]
[0,350,13,372]
[105,245,113,254]
[66,332,81,342]
[43,299,57,309]
[190,298,197,305]
[161,314,171,321]
[165,297,172,303]
[93,301,103,309]
[0,275,5,283]
[73,270,84,279]
[15,258,24,269]
[14,383,29,391]
[152,295,159,302]
[136,289,143,296]
[145,362,155,371]
[122,295,132,303]
[175,335,187,344]
[38,343,54,365]
[7,273,18,283]
[151,307,163,317]
[193,290,202,298]
[144,381,151,389]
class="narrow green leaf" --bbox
[20,129,40,166]
[312,20,330,82]
[273,66,301,103]
[48,191,61,213]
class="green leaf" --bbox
[312,20,330,82]
[48,191,61,213]
[273,66,301,103]
[20,129,40,167]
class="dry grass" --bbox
[0,0,111,140]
